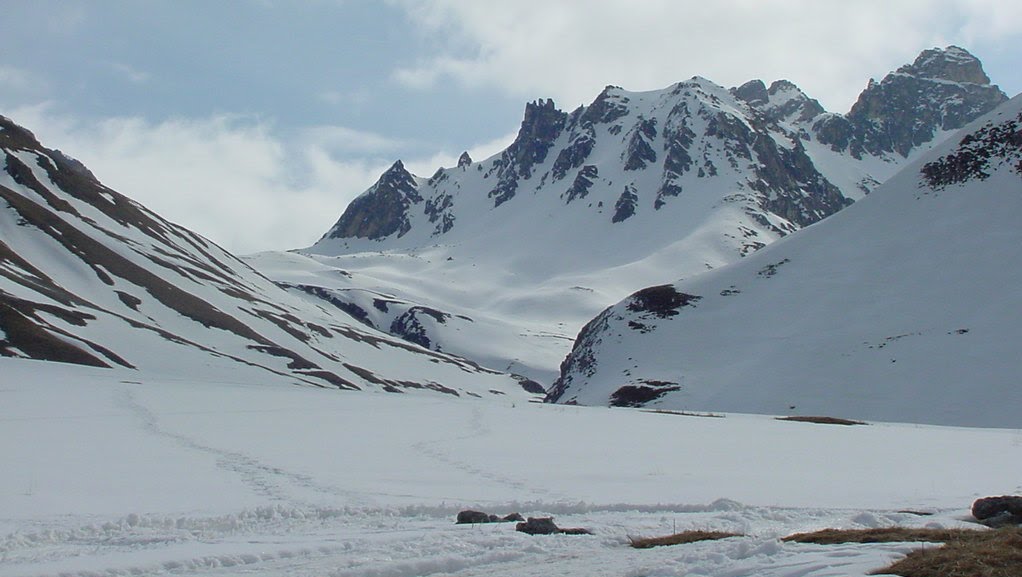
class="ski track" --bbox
[410,405,572,502]
[114,386,368,507]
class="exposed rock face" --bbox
[322,160,421,240]
[611,185,638,223]
[488,99,568,207]
[457,151,472,168]
[818,46,1008,158]
[921,109,1022,189]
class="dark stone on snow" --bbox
[456,510,525,524]
[456,510,492,524]
[972,496,1022,527]
[515,517,592,535]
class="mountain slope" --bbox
[0,115,533,399]
[260,47,1007,383]
[547,94,1022,427]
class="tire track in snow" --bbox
[114,386,368,507]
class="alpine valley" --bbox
[255,46,1010,394]
[2,43,1022,577]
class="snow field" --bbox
[2,358,1020,576]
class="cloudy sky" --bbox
[2,0,1020,253]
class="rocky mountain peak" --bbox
[818,46,1007,159]
[322,159,422,241]
[732,80,769,106]
[457,151,472,168]
[900,45,991,85]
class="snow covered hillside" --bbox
[263,46,1007,383]
[0,115,533,399]
[2,359,1020,577]
[548,94,1022,428]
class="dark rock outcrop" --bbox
[611,185,638,223]
[489,99,568,207]
[922,110,1022,189]
[564,165,598,204]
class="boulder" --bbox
[456,510,525,524]
[516,517,561,535]
[515,516,592,535]
[456,510,493,524]
[972,495,1022,527]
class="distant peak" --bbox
[732,80,769,105]
[457,151,472,168]
[899,46,991,85]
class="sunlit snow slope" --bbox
[0,115,533,399]
[549,95,1022,428]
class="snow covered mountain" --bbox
[264,46,1007,383]
[546,94,1022,427]
[0,115,534,399]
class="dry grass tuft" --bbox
[782,526,1022,577]
[776,415,868,426]
[782,527,968,544]
[629,530,742,549]
[880,527,1022,577]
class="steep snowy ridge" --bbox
[260,47,1007,383]
[0,115,533,399]
[547,94,1022,427]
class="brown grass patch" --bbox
[629,530,742,549]
[782,527,969,545]
[776,415,868,426]
[782,526,1022,577]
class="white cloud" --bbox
[392,0,1022,112]
[5,104,390,254]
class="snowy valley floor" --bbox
[2,359,1021,577]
